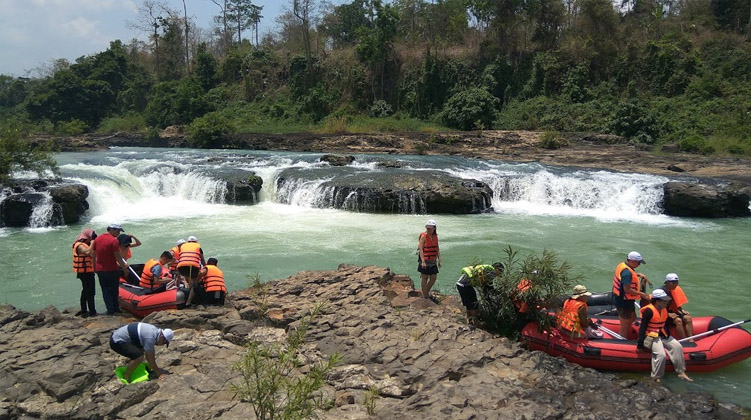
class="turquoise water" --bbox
[0,148,749,406]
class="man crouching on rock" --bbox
[110,322,173,382]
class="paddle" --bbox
[596,319,627,340]
[678,319,751,344]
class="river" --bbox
[0,147,749,406]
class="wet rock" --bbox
[48,183,89,224]
[663,181,751,217]
[222,173,263,204]
[321,154,355,166]
[0,181,88,227]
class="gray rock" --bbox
[663,181,751,217]
[321,154,355,166]
[48,183,89,224]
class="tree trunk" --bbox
[182,0,190,74]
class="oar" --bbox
[596,320,627,340]
[120,257,140,280]
[678,319,751,344]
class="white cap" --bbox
[187,236,198,242]
[176,239,186,246]
[160,328,174,347]
[665,273,679,282]
[651,289,671,300]
[627,251,645,264]
[425,219,437,227]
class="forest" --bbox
[1,0,751,155]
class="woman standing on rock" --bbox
[73,229,97,317]
[418,219,441,300]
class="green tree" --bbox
[0,122,58,184]
[356,0,399,100]
[193,44,218,91]
[320,0,371,48]
[144,78,213,128]
[0,75,28,109]
[441,87,499,130]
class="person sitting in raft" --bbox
[557,285,602,339]
[456,262,504,325]
[169,239,186,286]
[110,322,173,382]
[663,273,695,342]
[139,251,175,293]
[637,288,693,383]
[196,258,227,305]
[612,251,650,339]
[179,236,206,306]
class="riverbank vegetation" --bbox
[2,0,751,156]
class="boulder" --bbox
[663,181,751,217]
[321,154,355,166]
[48,183,89,224]
[0,191,63,227]
[276,168,493,214]
[222,173,264,204]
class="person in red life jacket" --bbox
[110,322,173,382]
[73,229,98,317]
[196,258,227,305]
[91,224,129,315]
[139,252,175,293]
[513,277,532,316]
[612,251,650,339]
[169,239,186,286]
[179,236,206,305]
[418,219,441,301]
[637,288,693,383]
[662,273,695,342]
[557,285,602,339]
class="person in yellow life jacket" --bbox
[179,236,206,305]
[637,288,693,383]
[196,258,227,305]
[456,262,504,325]
[139,252,174,293]
[612,251,650,339]
[169,239,186,286]
[557,285,602,339]
[73,229,98,317]
[663,273,695,342]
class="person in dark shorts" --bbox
[195,258,226,305]
[418,219,441,300]
[72,228,97,317]
[178,236,206,305]
[456,262,504,324]
[110,322,173,382]
[611,251,650,339]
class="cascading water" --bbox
[27,192,62,228]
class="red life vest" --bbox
[557,298,587,336]
[202,265,226,293]
[612,262,641,300]
[419,232,439,261]
[139,259,160,289]
[640,303,667,337]
[514,278,532,313]
[667,285,688,312]
[178,242,202,268]
[72,241,94,273]
[168,245,180,271]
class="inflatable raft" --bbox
[118,282,187,318]
[521,315,751,373]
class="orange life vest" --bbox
[178,242,202,268]
[139,259,160,289]
[202,265,226,293]
[557,298,587,336]
[612,262,641,300]
[169,245,180,271]
[514,278,532,313]
[667,285,688,312]
[640,303,667,337]
[419,232,439,261]
[72,241,94,273]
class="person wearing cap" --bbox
[110,322,173,382]
[637,288,693,382]
[169,239,186,286]
[117,233,142,261]
[418,219,442,300]
[196,257,227,305]
[663,273,695,341]
[91,224,130,315]
[72,229,98,317]
[179,236,206,305]
[456,262,504,325]
[557,285,602,339]
[611,251,650,339]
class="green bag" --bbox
[114,362,150,384]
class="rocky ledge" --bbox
[0,180,89,227]
[0,265,745,419]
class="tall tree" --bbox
[227,0,254,43]
[182,0,191,74]
[128,0,169,76]
[293,0,316,84]
[356,0,398,100]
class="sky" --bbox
[0,0,302,77]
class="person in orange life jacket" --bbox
[139,252,175,293]
[557,285,603,339]
[612,251,650,339]
[117,233,142,261]
[662,273,695,342]
[456,262,504,325]
[418,219,442,300]
[180,236,206,305]
[637,289,693,383]
[110,322,173,382]
[73,229,98,317]
[196,258,227,305]
[169,239,186,286]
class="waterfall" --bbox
[28,192,62,228]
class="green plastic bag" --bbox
[114,362,150,384]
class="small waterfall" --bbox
[28,192,63,228]
[276,177,335,208]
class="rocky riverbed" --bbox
[0,265,746,419]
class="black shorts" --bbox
[197,288,226,305]
[612,293,635,317]
[110,337,144,360]
[456,284,478,310]
[178,265,199,279]
[418,262,439,275]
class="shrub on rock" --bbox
[441,87,499,131]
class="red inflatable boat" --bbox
[521,315,751,373]
[118,282,187,318]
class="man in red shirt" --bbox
[92,224,129,314]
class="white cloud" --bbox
[63,17,100,38]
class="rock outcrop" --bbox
[222,173,264,204]
[0,180,88,227]
[663,181,751,217]
[0,265,745,419]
